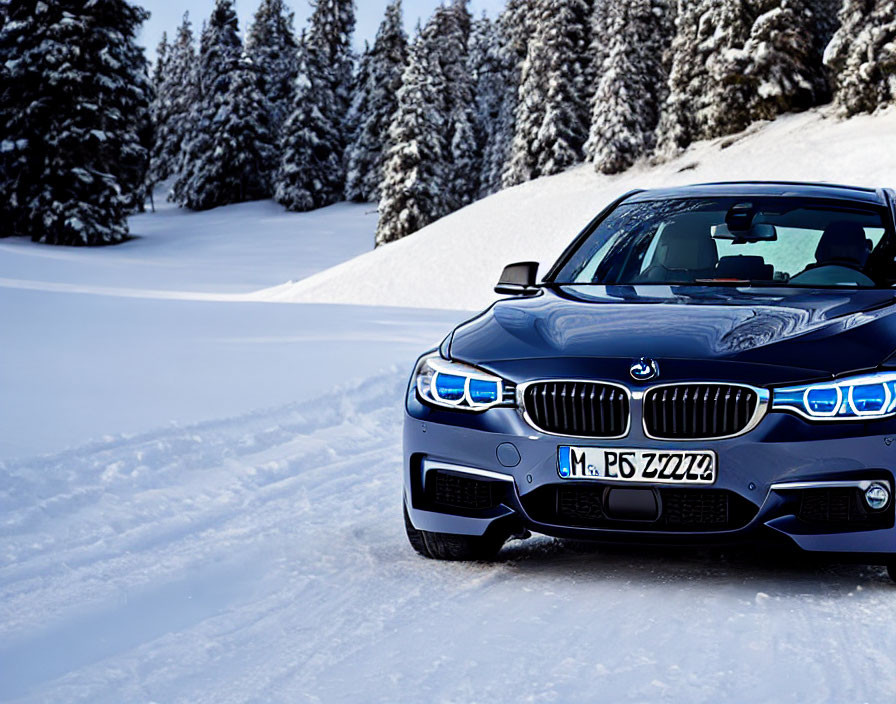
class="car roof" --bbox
[625,181,889,207]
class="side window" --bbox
[866,227,886,248]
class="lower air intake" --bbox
[430,470,501,511]
[523,484,758,532]
[797,487,893,530]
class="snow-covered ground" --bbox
[3,113,896,703]
[0,198,461,460]
[274,107,896,310]
[0,199,376,296]
[4,373,896,703]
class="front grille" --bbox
[522,381,628,437]
[523,484,758,532]
[644,384,760,439]
[430,470,500,510]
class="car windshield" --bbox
[553,197,893,288]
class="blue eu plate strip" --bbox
[558,446,571,478]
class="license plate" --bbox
[558,446,716,485]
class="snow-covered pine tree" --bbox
[824,0,896,115]
[468,15,504,198]
[478,0,533,196]
[275,0,356,211]
[375,2,478,245]
[344,44,373,201]
[144,32,169,196]
[172,0,275,210]
[149,13,197,189]
[502,0,593,187]
[808,0,843,64]
[588,0,612,88]
[345,0,407,203]
[153,31,170,90]
[441,0,478,211]
[246,0,298,136]
[375,19,446,245]
[584,0,673,174]
[655,0,755,156]
[0,0,37,239]
[727,0,827,122]
[212,55,277,202]
[0,0,152,244]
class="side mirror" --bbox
[495,261,540,295]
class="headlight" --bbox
[414,354,512,411]
[772,372,896,420]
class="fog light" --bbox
[864,483,890,510]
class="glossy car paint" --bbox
[404,182,896,559]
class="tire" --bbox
[404,505,504,561]
[888,563,896,583]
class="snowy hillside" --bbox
[273,107,896,310]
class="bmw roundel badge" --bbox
[630,357,659,381]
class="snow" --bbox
[3,374,896,702]
[0,198,377,295]
[3,113,896,702]
[273,106,896,310]
[0,197,458,460]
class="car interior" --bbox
[633,214,880,286]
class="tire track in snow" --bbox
[1,371,896,703]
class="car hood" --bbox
[448,285,896,382]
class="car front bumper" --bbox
[403,384,896,559]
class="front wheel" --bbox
[888,563,896,583]
[404,505,505,561]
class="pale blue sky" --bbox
[138,0,507,61]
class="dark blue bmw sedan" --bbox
[403,181,896,581]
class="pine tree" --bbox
[275,0,356,211]
[468,16,503,197]
[345,0,407,203]
[589,0,612,87]
[825,0,896,115]
[0,0,152,245]
[213,56,277,202]
[375,2,477,245]
[153,31,170,92]
[809,0,843,63]
[585,0,673,174]
[375,23,446,245]
[345,44,374,201]
[655,0,755,156]
[441,0,478,211]
[172,0,275,209]
[503,0,593,187]
[478,0,533,196]
[246,0,298,136]
[149,13,197,188]
[728,0,827,122]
